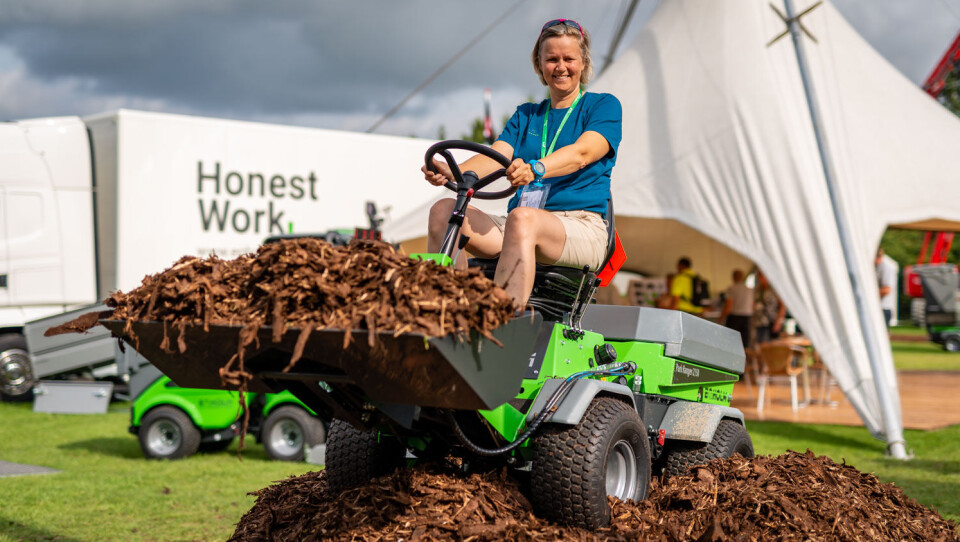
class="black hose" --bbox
[447,362,636,457]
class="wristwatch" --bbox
[528,159,546,182]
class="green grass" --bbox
[1,401,957,541]
[0,401,314,541]
[890,325,960,371]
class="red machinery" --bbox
[902,32,960,297]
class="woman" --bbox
[422,19,622,311]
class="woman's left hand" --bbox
[505,158,536,187]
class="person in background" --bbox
[719,268,753,347]
[875,248,897,327]
[664,257,703,315]
[422,19,621,312]
[753,270,785,344]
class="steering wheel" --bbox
[424,140,518,200]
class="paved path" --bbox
[733,371,960,430]
[0,460,60,478]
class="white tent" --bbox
[384,0,960,453]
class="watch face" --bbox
[532,161,546,176]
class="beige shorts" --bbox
[489,210,608,270]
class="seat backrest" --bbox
[758,343,805,376]
[596,199,624,287]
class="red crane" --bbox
[902,33,960,297]
[923,30,960,98]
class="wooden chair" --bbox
[740,346,762,401]
[756,342,808,412]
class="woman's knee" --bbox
[429,199,455,229]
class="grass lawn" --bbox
[890,324,960,371]
[0,401,314,541]
[1,398,957,540]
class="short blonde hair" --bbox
[531,21,593,86]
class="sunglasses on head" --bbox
[540,19,584,39]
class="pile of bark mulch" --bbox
[47,238,515,352]
[230,450,959,542]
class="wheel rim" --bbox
[146,420,182,456]
[605,439,638,500]
[0,348,34,397]
[268,419,304,457]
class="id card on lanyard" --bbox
[517,90,583,209]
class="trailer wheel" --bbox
[530,397,651,529]
[325,419,405,493]
[0,334,35,401]
[943,334,960,352]
[262,406,326,461]
[662,419,754,479]
[139,406,201,460]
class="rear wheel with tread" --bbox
[943,334,960,352]
[262,405,326,461]
[530,397,651,529]
[139,406,201,460]
[0,334,34,401]
[325,419,405,493]
[662,419,754,478]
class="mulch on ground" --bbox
[231,450,959,542]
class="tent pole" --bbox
[781,0,908,459]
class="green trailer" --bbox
[130,371,326,461]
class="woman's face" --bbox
[539,35,583,96]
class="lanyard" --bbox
[540,90,583,159]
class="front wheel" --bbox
[0,334,34,401]
[943,334,960,352]
[139,406,201,460]
[661,419,754,478]
[530,397,651,529]
[262,405,326,461]
[324,419,405,494]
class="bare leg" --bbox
[494,207,566,310]
[427,199,505,269]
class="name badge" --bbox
[518,182,550,209]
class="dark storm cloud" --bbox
[0,0,551,119]
[0,0,957,135]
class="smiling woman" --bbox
[422,18,622,311]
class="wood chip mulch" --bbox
[46,238,515,364]
[230,450,959,542]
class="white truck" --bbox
[0,109,438,400]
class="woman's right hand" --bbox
[422,158,453,186]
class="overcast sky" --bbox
[1,0,959,139]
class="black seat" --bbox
[469,200,618,321]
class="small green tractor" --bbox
[103,141,753,529]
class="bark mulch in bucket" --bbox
[230,450,959,542]
[49,238,515,349]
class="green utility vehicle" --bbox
[914,264,960,351]
[130,371,326,461]
[103,141,753,529]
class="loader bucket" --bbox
[101,314,542,411]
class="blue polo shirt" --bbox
[496,92,622,217]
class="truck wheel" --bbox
[0,334,34,401]
[662,419,754,479]
[530,397,651,529]
[325,419,405,493]
[139,406,202,460]
[262,406,326,461]
[943,335,960,352]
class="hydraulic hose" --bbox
[448,361,637,457]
